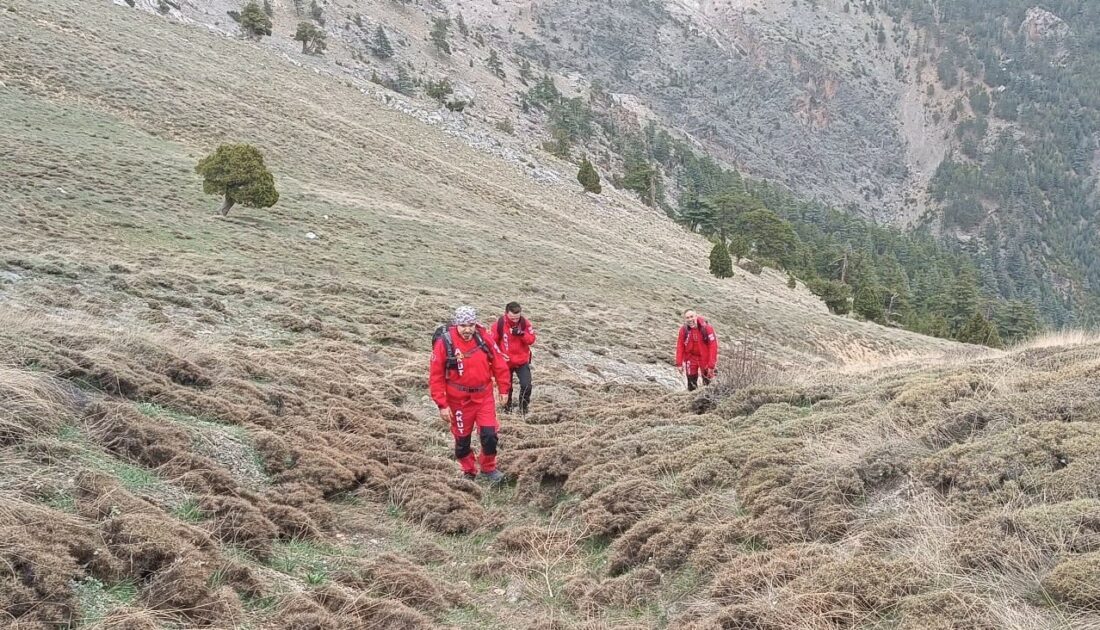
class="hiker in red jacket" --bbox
[488,301,537,415]
[429,306,512,483]
[675,309,718,391]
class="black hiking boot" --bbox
[479,470,505,485]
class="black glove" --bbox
[511,326,523,336]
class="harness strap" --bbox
[449,384,487,393]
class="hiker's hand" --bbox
[438,407,451,424]
[496,392,506,407]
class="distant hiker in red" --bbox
[430,306,511,483]
[488,301,537,415]
[676,309,718,391]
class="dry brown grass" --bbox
[1,0,1098,627]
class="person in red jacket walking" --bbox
[429,306,512,483]
[488,301,537,415]
[675,309,718,391]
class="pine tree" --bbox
[309,0,324,25]
[430,17,451,55]
[262,0,273,17]
[710,240,734,278]
[239,1,272,38]
[947,270,979,334]
[294,22,326,54]
[577,158,601,194]
[728,235,750,262]
[425,78,453,102]
[807,278,851,315]
[395,65,414,96]
[372,26,394,59]
[956,312,1003,348]
[787,273,797,289]
[996,300,1040,344]
[195,144,279,216]
[519,58,534,84]
[854,285,885,322]
[486,49,505,79]
[455,11,468,37]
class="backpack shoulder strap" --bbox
[496,317,505,340]
[441,328,456,358]
[474,331,492,356]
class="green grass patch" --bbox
[173,498,206,523]
[42,489,76,514]
[266,538,352,585]
[441,605,498,627]
[74,577,138,625]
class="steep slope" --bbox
[113,0,1100,325]
[4,1,1100,629]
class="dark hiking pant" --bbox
[505,363,532,413]
[687,374,712,392]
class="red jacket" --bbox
[488,315,537,367]
[675,318,718,370]
[429,325,511,408]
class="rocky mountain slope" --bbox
[4,1,1100,629]
[120,0,1100,327]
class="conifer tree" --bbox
[854,285,885,322]
[956,312,1003,348]
[195,144,279,216]
[294,22,326,54]
[709,240,734,278]
[486,49,505,79]
[239,1,272,38]
[455,11,468,37]
[577,158,601,193]
[431,17,451,54]
[372,26,394,59]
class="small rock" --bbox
[306,232,318,239]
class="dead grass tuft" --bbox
[1041,551,1100,610]
[896,590,998,630]
[141,556,244,626]
[334,552,464,612]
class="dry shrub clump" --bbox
[564,566,662,612]
[198,495,280,557]
[951,499,1100,570]
[917,422,1100,514]
[0,368,83,445]
[0,497,118,625]
[141,556,244,626]
[1041,551,1100,610]
[387,473,486,533]
[786,554,930,623]
[896,591,998,630]
[606,500,749,575]
[310,583,435,629]
[577,478,675,538]
[334,552,465,612]
[710,544,832,605]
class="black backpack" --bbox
[432,324,492,371]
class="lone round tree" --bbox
[195,144,279,216]
[709,239,734,278]
[239,1,272,38]
[577,157,601,193]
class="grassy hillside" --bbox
[3,1,1099,629]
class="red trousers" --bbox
[448,393,499,474]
